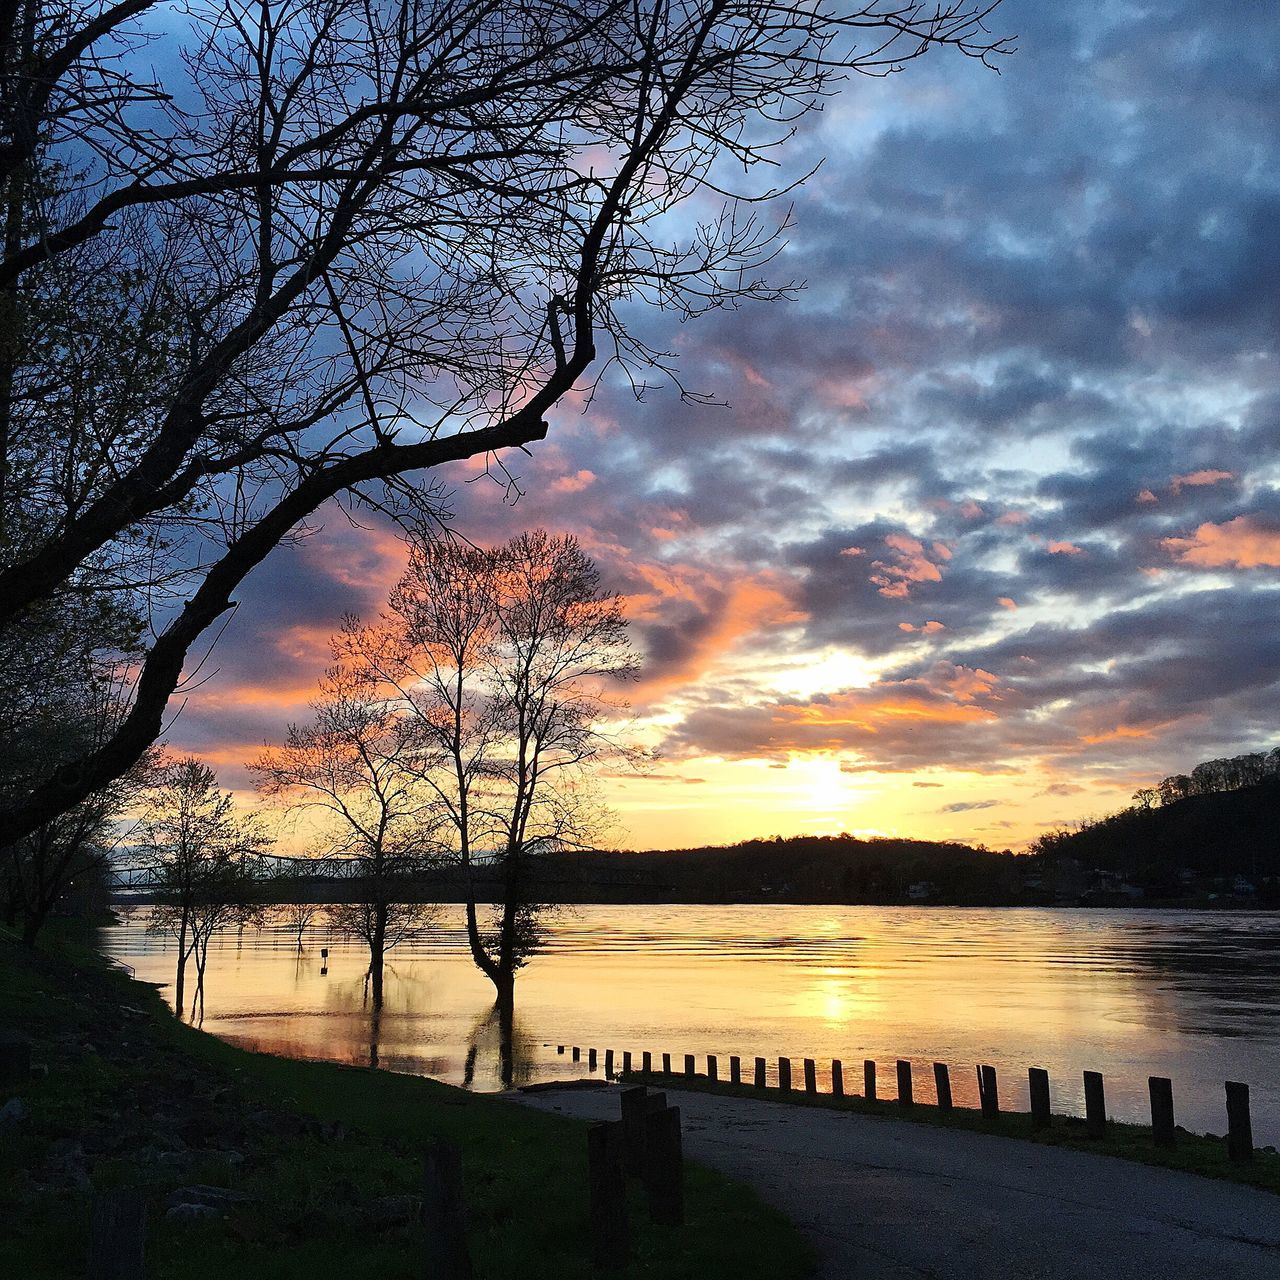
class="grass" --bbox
[619,1068,1280,1197]
[0,921,815,1280]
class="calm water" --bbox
[102,905,1280,1144]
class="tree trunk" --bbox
[174,911,190,1015]
[369,903,387,1009]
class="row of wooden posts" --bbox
[587,1085,685,1270]
[556,1044,1259,1163]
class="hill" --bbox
[1031,775,1280,906]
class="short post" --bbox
[643,1106,684,1227]
[832,1059,844,1098]
[423,1141,473,1280]
[754,1056,766,1089]
[1226,1081,1253,1163]
[684,1053,696,1079]
[1083,1071,1106,1139]
[605,1049,615,1079]
[1028,1068,1051,1130]
[572,1046,581,1062]
[588,1122,629,1269]
[729,1056,741,1086]
[778,1057,792,1092]
[588,1048,597,1071]
[620,1086,649,1174]
[662,1052,672,1075]
[1148,1076,1175,1149]
[934,1063,952,1112]
[896,1060,913,1110]
[978,1064,999,1119]
[864,1059,877,1101]
[622,1050,632,1075]
[642,1050,652,1075]
[87,1188,147,1280]
[707,1054,718,1083]
[557,1044,565,1055]
[803,1058,817,1094]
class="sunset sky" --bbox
[175,1,1280,852]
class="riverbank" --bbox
[0,925,812,1279]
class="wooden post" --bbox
[754,1056,766,1089]
[832,1059,844,1098]
[662,1052,672,1075]
[684,1053,696,1078]
[588,1048,597,1071]
[729,1056,741,1086]
[87,1189,147,1280]
[1226,1081,1253,1163]
[588,1122,629,1269]
[1083,1071,1106,1139]
[557,1044,565,1055]
[1148,1077,1175,1148]
[1028,1068,1051,1130]
[707,1054,718,1083]
[604,1049,615,1079]
[572,1046,581,1062]
[896,1060,913,1109]
[643,1106,684,1227]
[620,1086,649,1175]
[642,1050,652,1075]
[778,1057,791,1091]
[864,1059,876,1101]
[423,1141,473,1280]
[803,1058,817,1094]
[622,1050,632,1076]
[978,1064,998,1119]
[934,1063,952,1112]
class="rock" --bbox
[43,1139,90,1190]
[366,1194,422,1228]
[0,1097,30,1128]
[164,1184,257,1211]
[166,1202,222,1222]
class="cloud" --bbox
[940,800,998,813]
[1162,514,1280,569]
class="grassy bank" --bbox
[0,926,814,1280]
[620,1070,1280,1196]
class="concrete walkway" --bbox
[510,1085,1280,1279]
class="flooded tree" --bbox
[346,530,638,1009]
[250,667,438,1007]
[140,758,268,1014]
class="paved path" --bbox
[510,1085,1280,1279]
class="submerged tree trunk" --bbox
[369,902,387,1009]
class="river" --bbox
[102,904,1280,1145]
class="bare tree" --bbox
[250,665,438,1006]
[140,756,268,1013]
[0,0,1011,847]
[348,529,638,1005]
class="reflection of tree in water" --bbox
[462,994,537,1091]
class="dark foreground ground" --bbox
[516,1085,1280,1279]
[0,925,811,1279]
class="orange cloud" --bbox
[899,620,946,634]
[870,533,947,598]
[1136,488,1158,505]
[550,469,597,494]
[1170,469,1233,495]
[1161,514,1280,569]
[997,596,1017,610]
[1046,540,1083,555]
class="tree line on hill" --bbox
[1030,748,1280,903]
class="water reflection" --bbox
[102,904,1280,1143]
